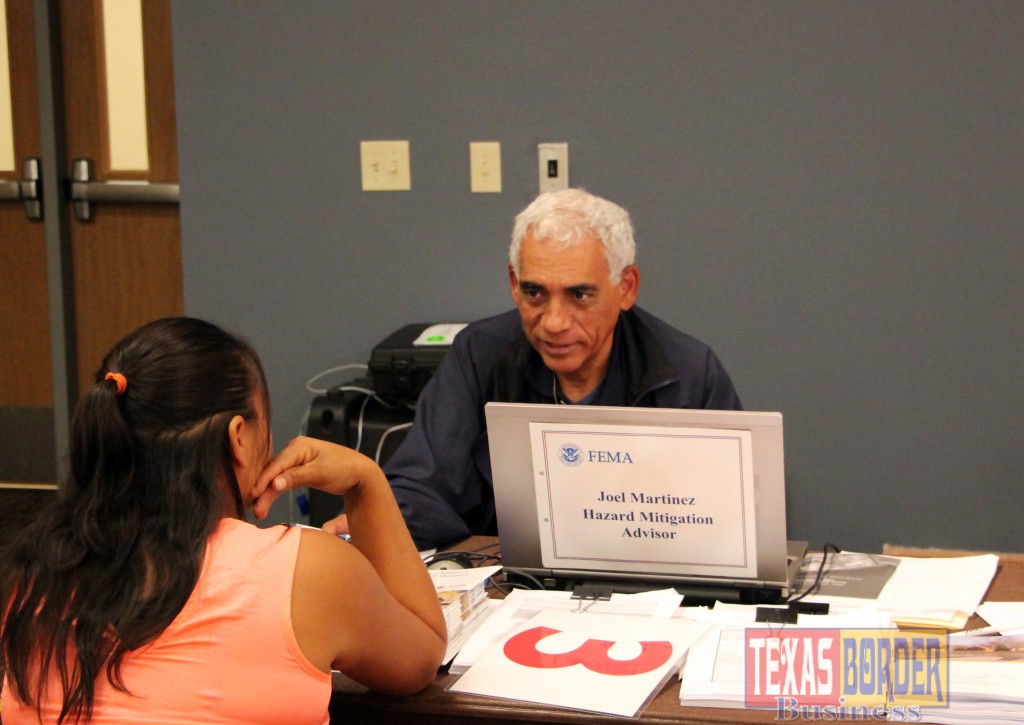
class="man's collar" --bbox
[492,307,677,405]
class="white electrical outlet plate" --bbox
[360,140,411,191]
[470,142,502,193]
[538,142,569,193]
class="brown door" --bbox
[60,0,182,394]
[0,0,53,506]
[0,0,181,539]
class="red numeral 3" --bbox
[503,626,672,676]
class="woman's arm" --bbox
[253,437,446,694]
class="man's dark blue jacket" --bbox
[384,307,742,549]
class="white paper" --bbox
[915,635,1024,724]
[530,421,757,578]
[676,600,889,629]
[975,602,1024,636]
[430,564,502,592]
[449,588,682,675]
[451,609,711,717]
[876,554,998,623]
[678,605,885,707]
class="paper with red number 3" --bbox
[448,609,711,717]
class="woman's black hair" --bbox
[0,317,269,723]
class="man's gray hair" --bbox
[509,188,635,283]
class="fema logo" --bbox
[558,443,584,467]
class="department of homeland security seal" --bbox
[557,443,583,467]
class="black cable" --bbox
[787,543,841,603]
[500,567,547,591]
[422,550,500,570]
[489,578,532,595]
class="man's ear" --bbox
[227,414,248,467]
[508,264,521,304]
[618,264,640,310]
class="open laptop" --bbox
[484,402,806,604]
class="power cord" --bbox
[305,363,369,395]
[787,542,841,604]
[375,422,415,464]
[497,568,548,593]
[422,549,501,570]
[303,359,416,461]
[295,361,421,519]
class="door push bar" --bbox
[0,158,43,220]
[70,158,179,221]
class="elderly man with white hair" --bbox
[327,188,742,550]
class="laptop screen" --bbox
[485,403,796,600]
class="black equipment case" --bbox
[368,323,452,404]
[305,324,454,526]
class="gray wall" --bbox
[171,1,1024,552]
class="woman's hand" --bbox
[251,436,373,520]
[261,435,447,692]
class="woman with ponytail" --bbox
[1,317,445,724]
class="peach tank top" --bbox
[1,519,330,724]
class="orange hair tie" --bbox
[104,372,128,395]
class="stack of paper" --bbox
[677,603,885,709]
[917,634,1024,725]
[436,579,485,638]
[876,554,999,630]
[449,587,684,675]
[449,608,711,717]
[430,565,502,664]
[793,551,999,629]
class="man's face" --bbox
[510,231,639,389]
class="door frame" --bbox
[20,0,182,487]
[33,0,77,484]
